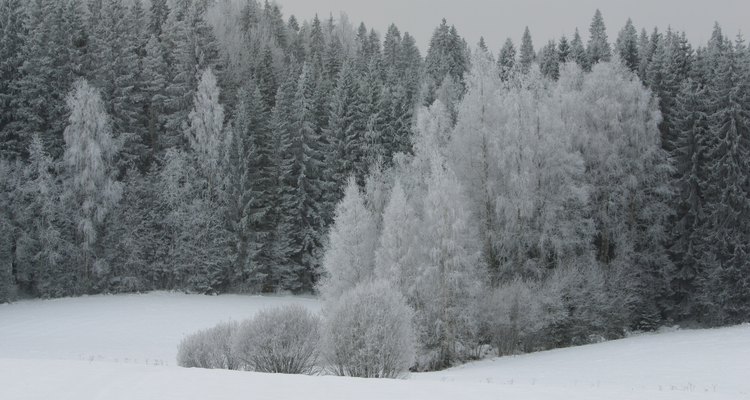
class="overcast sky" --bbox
[275,0,750,53]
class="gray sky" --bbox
[275,0,750,54]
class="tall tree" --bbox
[587,9,612,64]
[62,79,122,289]
[616,18,640,72]
[497,38,516,81]
[519,26,535,74]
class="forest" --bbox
[0,0,748,366]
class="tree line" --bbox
[0,1,748,334]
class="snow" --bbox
[1,292,748,400]
[0,291,320,364]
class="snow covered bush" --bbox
[478,279,547,356]
[177,321,240,370]
[232,305,320,374]
[321,281,416,378]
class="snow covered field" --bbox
[1,293,748,400]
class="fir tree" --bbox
[540,40,560,80]
[570,28,589,70]
[587,9,611,65]
[558,35,570,64]
[497,38,516,81]
[616,18,640,72]
[519,26,535,74]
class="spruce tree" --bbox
[558,35,570,64]
[616,18,640,72]
[587,9,612,65]
[540,40,560,80]
[0,0,25,158]
[519,27,535,74]
[669,79,710,320]
[570,28,589,71]
[701,38,750,323]
[497,38,516,81]
[276,63,325,292]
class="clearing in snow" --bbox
[0,292,747,400]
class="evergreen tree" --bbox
[0,0,25,158]
[497,38,516,81]
[558,35,570,64]
[570,28,589,70]
[587,9,611,64]
[276,63,325,292]
[540,40,560,80]
[518,27,535,74]
[616,18,639,72]
[700,38,750,323]
[669,79,710,320]
[224,80,275,291]
[637,28,652,80]
[149,0,169,37]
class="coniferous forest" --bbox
[0,0,749,368]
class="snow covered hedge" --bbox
[232,304,320,374]
[177,321,240,370]
[321,281,416,378]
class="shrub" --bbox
[321,281,416,378]
[177,321,240,370]
[232,305,320,374]
[478,279,549,355]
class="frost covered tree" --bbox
[587,9,611,65]
[497,38,516,81]
[448,50,504,280]
[374,179,420,299]
[186,68,224,190]
[569,28,589,70]
[319,176,378,300]
[616,18,640,72]
[519,27,535,74]
[62,79,122,288]
[415,156,484,369]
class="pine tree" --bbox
[616,18,640,72]
[17,135,75,297]
[700,38,750,323]
[275,63,325,292]
[587,9,612,65]
[325,60,361,189]
[519,27,535,74]
[224,80,274,291]
[669,79,710,320]
[558,35,570,64]
[540,40,560,80]
[637,28,652,80]
[62,79,123,289]
[162,0,220,149]
[0,0,26,158]
[141,35,169,160]
[149,0,169,37]
[424,19,469,103]
[497,38,516,81]
[570,28,589,70]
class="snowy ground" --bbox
[1,292,748,400]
